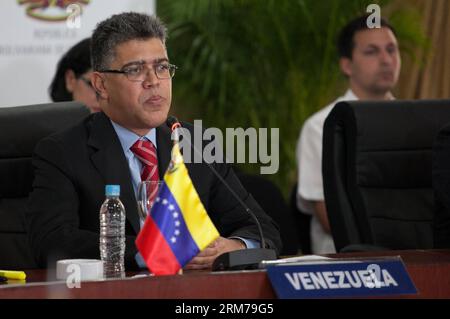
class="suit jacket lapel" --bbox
[87,113,140,234]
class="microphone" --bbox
[166,116,277,271]
[166,116,181,134]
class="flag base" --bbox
[212,248,277,271]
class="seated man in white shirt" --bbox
[296,15,402,254]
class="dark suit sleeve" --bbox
[208,161,282,254]
[26,137,138,268]
[432,125,450,248]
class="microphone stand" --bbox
[166,117,277,271]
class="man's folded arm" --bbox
[209,161,282,254]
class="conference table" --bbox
[1,250,449,299]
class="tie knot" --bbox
[130,139,158,167]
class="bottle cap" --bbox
[105,185,120,196]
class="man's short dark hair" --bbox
[337,15,397,59]
[91,12,167,71]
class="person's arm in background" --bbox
[312,201,331,234]
[297,116,331,234]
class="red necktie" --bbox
[130,139,160,201]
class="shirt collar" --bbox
[344,89,395,101]
[344,89,359,101]
[110,120,157,153]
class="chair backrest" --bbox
[0,102,89,269]
[323,99,450,252]
[236,172,300,255]
[288,184,312,255]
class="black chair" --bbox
[236,172,300,255]
[432,124,450,248]
[0,102,89,269]
[322,99,450,252]
[288,184,312,255]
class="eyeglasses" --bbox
[98,61,178,82]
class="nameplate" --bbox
[266,258,417,299]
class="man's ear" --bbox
[92,72,108,100]
[339,57,352,78]
[65,69,76,93]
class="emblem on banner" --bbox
[17,0,90,22]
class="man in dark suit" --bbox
[27,12,281,270]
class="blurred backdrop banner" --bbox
[0,0,155,108]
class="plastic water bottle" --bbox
[99,185,126,279]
